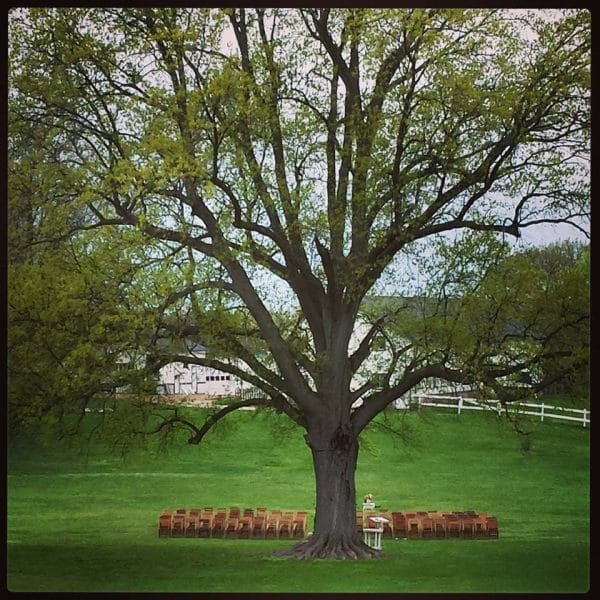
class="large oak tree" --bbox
[8,8,589,558]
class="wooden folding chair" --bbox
[238,509,254,539]
[171,514,186,537]
[198,508,214,536]
[278,512,294,538]
[292,511,308,539]
[432,515,446,538]
[473,515,487,539]
[406,514,420,539]
[251,514,266,538]
[461,515,475,538]
[198,517,212,538]
[224,509,240,538]
[391,512,407,538]
[265,510,281,539]
[444,514,460,538]
[186,512,200,537]
[485,516,499,538]
[356,511,364,534]
[421,516,434,539]
[158,512,172,537]
[211,510,227,538]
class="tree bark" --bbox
[276,422,380,559]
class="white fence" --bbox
[412,394,590,428]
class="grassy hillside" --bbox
[7,407,589,593]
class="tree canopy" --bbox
[8,8,590,558]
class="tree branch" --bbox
[186,398,271,444]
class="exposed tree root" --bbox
[274,533,381,560]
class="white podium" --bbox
[363,516,389,550]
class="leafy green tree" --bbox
[366,236,589,402]
[8,8,589,558]
[7,136,159,438]
[514,242,590,400]
[7,109,171,439]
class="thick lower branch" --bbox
[187,398,272,444]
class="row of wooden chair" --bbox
[356,510,499,539]
[158,507,309,539]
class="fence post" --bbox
[458,396,463,415]
[583,408,588,428]
[540,403,545,422]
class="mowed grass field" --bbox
[7,406,590,593]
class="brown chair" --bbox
[175,508,187,515]
[278,512,294,538]
[200,508,214,525]
[356,511,364,534]
[461,515,475,538]
[391,512,407,538]
[293,512,308,538]
[403,513,420,539]
[445,514,460,538]
[432,515,446,538]
[158,513,172,537]
[211,510,227,537]
[486,516,499,538]
[473,515,487,539]
[171,514,186,537]
[198,517,212,538]
[238,509,254,539]
[186,512,200,537]
[265,510,281,539]
[251,514,266,538]
[224,509,240,538]
[421,516,434,539]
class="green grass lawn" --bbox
[7,407,590,593]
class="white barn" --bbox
[156,343,249,397]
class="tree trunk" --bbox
[276,423,380,559]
